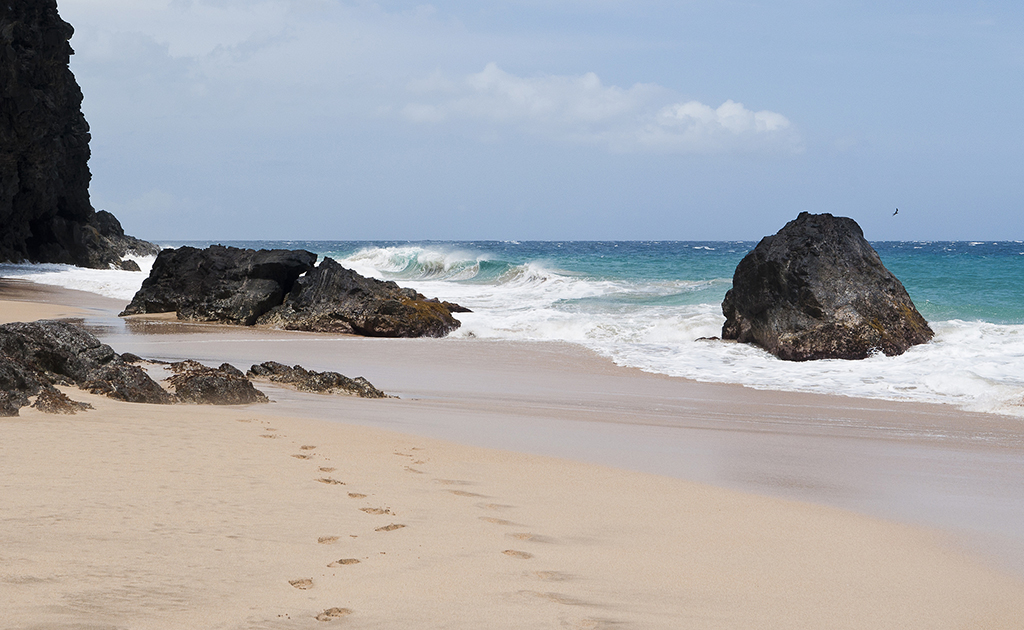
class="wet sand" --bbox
[3,284,1024,628]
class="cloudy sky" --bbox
[59,0,1023,241]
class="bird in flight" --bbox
[893,208,899,216]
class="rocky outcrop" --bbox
[120,245,319,325]
[258,257,462,337]
[0,2,156,269]
[122,246,466,337]
[0,319,173,415]
[166,360,269,405]
[30,387,92,414]
[248,361,389,398]
[721,212,933,361]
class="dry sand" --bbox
[3,287,1024,629]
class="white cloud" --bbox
[402,64,800,154]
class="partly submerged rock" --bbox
[257,257,463,337]
[721,212,933,361]
[166,360,269,405]
[0,320,174,413]
[120,245,318,325]
[248,361,389,398]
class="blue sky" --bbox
[60,0,1023,241]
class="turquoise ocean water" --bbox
[4,240,1023,417]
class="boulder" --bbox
[0,3,156,269]
[248,361,389,398]
[120,245,318,325]
[257,257,462,337]
[166,360,269,405]
[721,212,933,361]
[0,320,173,413]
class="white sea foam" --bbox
[341,245,1024,418]
[0,255,155,301]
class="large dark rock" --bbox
[258,257,462,337]
[0,320,173,414]
[248,360,389,398]
[120,245,318,325]
[166,360,269,405]
[0,2,156,269]
[721,212,933,361]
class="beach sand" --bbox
[3,284,1024,628]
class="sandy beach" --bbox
[3,282,1024,629]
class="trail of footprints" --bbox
[245,417,616,627]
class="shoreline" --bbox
[4,280,1024,627]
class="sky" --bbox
[58,0,1024,241]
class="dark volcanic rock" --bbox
[0,3,156,269]
[0,320,173,413]
[721,212,934,361]
[0,354,47,415]
[31,387,92,414]
[120,245,318,325]
[258,257,463,337]
[166,360,269,405]
[248,361,389,398]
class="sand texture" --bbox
[3,287,1024,628]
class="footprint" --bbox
[480,517,518,526]
[404,467,424,474]
[482,503,515,511]
[260,434,278,439]
[507,533,554,543]
[434,479,474,486]
[300,445,316,450]
[348,493,367,499]
[315,607,352,621]
[533,571,574,582]
[448,490,486,498]
[316,478,345,485]
[318,536,340,544]
[327,558,361,567]
[518,590,588,606]
[292,454,312,460]
[502,549,534,559]
[289,578,313,590]
[359,507,392,515]
[375,523,406,532]
[320,467,336,473]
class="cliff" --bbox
[0,1,156,270]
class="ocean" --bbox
[3,240,1023,418]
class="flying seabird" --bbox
[893,208,899,216]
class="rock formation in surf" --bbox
[122,245,467,338]
[721,212,933,361]
[120,245,319,325]
[0,2,157,270]
[257,257,464,337]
